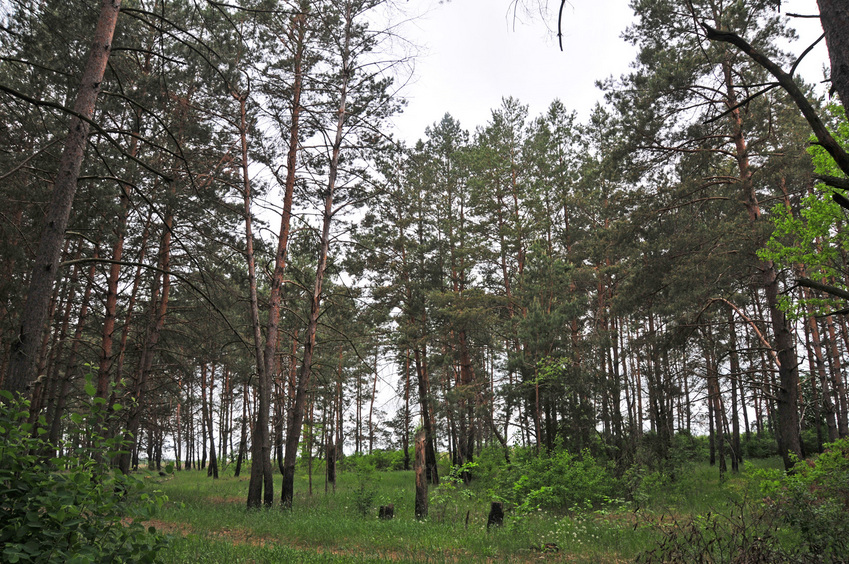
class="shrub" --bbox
[635,496,792,564]
[491,447,619,512]
[760,438,849,560]
[348,457,378,517]
[0,386,168,563]
[743,433,779,459]
[430,461,477,523]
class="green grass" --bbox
[148,457,784,563]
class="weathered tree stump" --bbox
[414,428,428,520]
[326,441,337,486]
[486,502,504,529]
[378,504,394,520]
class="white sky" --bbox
[388,0,831,145]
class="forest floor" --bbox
[148,457,784,563]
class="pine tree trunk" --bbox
[281,6,351,508]
[825,316,849,436]
[4,0,122,398]
[47,253,98,449]
[721,50,801,469]
[817,0,849,110]
[248,13,307,510]
[119,194,173,475]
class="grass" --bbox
[146,456,785,563]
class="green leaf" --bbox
[84,382,96,398]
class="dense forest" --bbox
[2,1,849,557]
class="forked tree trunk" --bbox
[246,13,307,510]
[237,88,273,507]
[281,5,351,508]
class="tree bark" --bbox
[817,0,849,109]
[281,5,351,508]
[414,428,428,520]
[4,0,122,398]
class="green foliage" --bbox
[635,496,793,564]
[487,447,619,513]
[0,387,168,563]
[429,461,477,523]
[349,457,378,518]
[760,104,849,318]
[743,433,779,459]
[637,440,849,563]
[759,438,849,559]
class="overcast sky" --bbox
[387,0,831,145]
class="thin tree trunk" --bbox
[825,316,849,436]
[205,364,218,479]
[119,191,173,475]
[281,7,351,508]
[47,252,98,450]
[235,382,248,478]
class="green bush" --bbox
[348,457,378,517]
[0,386,168,563]
[430,461,477,523]
[490,447,619,512]
[760,438,849,560]
[743,433,779,459]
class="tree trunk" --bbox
[248,12,307,510]
[5,0,122,398]
[205,364,218,479]
[414,428,428,520]
[281,6,350,508]
[817,0,849,110]
[118,191,173,475]
[721,50,802,469]
[235,382,248,478]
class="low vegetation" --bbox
[3,381,848,563]
[146,437,848,562]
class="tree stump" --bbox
[486,502,504,529]
[414,428,428,520]
[326,441,337,486]
[378,504,394,520]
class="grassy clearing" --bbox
[148,456,785,563]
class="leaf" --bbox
[84,382,96,398]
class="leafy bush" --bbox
[348,457,378,517]
[760,438,849,560]
[640,440,849,563]
[743,433,778,459]
[338,450,405,473]
[367,449,406,471]
[490,447,618,512]
[0,386,168,563]
[430,462,477,523]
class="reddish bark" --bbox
[5,0,122,397]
